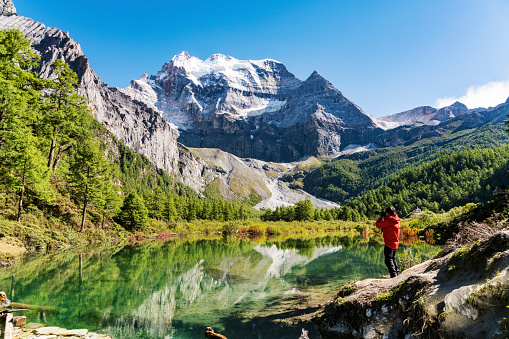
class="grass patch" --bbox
[466,277,509,310]
[336,280,358,298]
[399,247,426,272]
[446,245,472,272]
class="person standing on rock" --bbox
[376,206,401,278]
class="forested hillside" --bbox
[303,123,509,204]
[345,145,509,217]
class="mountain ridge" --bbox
[122,51,382,162]
[1,0,507,210]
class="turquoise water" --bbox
[0,235,438,338]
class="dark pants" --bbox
[384,246,399,277]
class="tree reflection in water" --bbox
[0,235,439,339]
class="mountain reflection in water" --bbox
[0,235,439,339]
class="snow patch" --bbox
[240,99,286,117]
[119,73,159,110]
[334,143,378,158]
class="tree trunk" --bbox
[47,128,57,169]
[80,195,88,232]
[0,97,7,150]
[52,143,71,174]
[16,158,27,222]
[80,182,89,232]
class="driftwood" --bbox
[0,313,13,339]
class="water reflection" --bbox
[254,244,342,279]
[0,235,439,339]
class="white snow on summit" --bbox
[333,143,378,158]
[168,51,281,90]
[119,72,159,110]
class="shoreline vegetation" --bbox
[0,200,482,266]
[1,199,507,339]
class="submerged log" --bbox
[0,309,29,314]
[9,303,58,314]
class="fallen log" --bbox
[0,309,29,314]
[9,302,58,314]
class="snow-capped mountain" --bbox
[124,51,302,125]
[121,52,382,162]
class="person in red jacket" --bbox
[376,206,401,278]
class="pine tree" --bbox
[98,164,122,228]
[118,192,149,231]
[163,196,178,221]
[42,59,91,174]
[0,29,50,221]
[68,141,110,231]
[295,198,314,221]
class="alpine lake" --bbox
[0,232,439,339]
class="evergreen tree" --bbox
[42,59,91,174]
[118,192,149,231]
[68,141,110,231]
[98,164,122,228]
[295,198,314,221]
[0,29,41,149]
[0,29,50,221]
[3,127,50,221]
[163,196,178,221]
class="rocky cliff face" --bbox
[122,52,382,162]
[0,0,16,16]
[0,1,180,178]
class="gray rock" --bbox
[0,10,180,178]
[0,0,16,16]
[122,52,382,162]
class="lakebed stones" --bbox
[12,323,111,339]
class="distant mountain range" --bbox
[1,0,507,208]
[120,51,508,162]
[120,52,376,162]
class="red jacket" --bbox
[376,214,401,250]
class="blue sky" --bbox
[15,0,509,117]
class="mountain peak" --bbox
[304,70,329,84]
[449,101,468,109]
[1,0,17,16]
[170,51,196,64]
[206,53,234,62]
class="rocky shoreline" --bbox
[313,230,509,338]
[12,323,111,339]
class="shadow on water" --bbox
[0,234,439,338]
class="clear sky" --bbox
[14,0,509,117]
